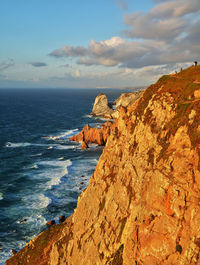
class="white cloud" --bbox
[0,60,14,71]
[123,0,200,40]
[49,0,200,79]
[50,45,87,57]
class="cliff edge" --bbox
[6,65,200,265]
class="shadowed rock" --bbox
[46,220,55,226]
[59,216,66,223]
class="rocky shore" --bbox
[70,90,144,149]
[6,65,200,265]
[90,90,144,119]
[70,122,113,148]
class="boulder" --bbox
[90,93,114,117]
[59,216,66,223]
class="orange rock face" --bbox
[6,65,200,265]
[70,121,113,146]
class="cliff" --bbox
[6,65,200,265]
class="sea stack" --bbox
[90,93,114,117]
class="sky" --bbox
[0,0,200,89]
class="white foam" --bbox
[0,192,3,200]
[95,117,113,122]
[6,142,31,148]
[5,142,49,148]
[31,153,42,157]
[88,143,98,148]
[24,164,38,170]
[30,164,38,169]
[45,128,79,141]
[38,159,72,189]
[56,144,77,150]
[23,194,51,210]
[72,158,98,180]
[83,114,93,118]
[18,215,47,226]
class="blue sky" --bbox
[0,0,200,88]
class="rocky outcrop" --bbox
[105,91,144,119]
[90,93,114,117]
[114,91,144,109]
[90,91,144,119]
[70,121,113,147]
[6,65,200,265]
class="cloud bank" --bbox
[0,60,14,71]
[50,0,200,70]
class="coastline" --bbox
[0,88,132,264]
[6,66,200,265]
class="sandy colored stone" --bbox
[6,65,200,265]
[90,93,114,117]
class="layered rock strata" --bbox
[6,66,200,265]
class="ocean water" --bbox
[0,88,127,264]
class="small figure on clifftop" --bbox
[194,61,198,67]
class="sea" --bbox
[0,88,129,264]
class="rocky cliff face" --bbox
[70,122,113,148]
[114,91,144,109]
[6,66,200,265]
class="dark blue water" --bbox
[0,88,127,264]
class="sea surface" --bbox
[0,88,129,264]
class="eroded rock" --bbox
[114,91,144,109]
[90,93,114,117]
[70,122,113,146]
